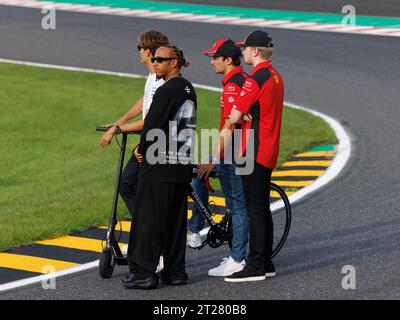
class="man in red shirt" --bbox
[187,39,250,277]
[226,30,284,283]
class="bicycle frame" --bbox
[188,184,218,229]
[188,176,233,249]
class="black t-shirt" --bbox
[138,77,197,183]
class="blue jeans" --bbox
[188,161,249,262]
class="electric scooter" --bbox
[95,126,227,278]
[96,126,132,279]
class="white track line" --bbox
[0,58,351,292]
[0,261,99,292]
[0,0,399,37]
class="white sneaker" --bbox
[187,231,202,248]
[208,257,245,277]
[156,256,164,273]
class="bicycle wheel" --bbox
[270,183,291,258]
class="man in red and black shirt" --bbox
[227,30,284,283]
[187,39,250,277]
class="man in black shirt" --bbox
[123,45,196,290]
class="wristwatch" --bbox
[115,126,121,134]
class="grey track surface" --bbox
[1,6,400,300]
[156,0,400,18]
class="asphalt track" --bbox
[157,0,400,17]
[0,5,400,299]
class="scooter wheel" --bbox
[99,248,115,279]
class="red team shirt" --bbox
[233,61,284,170]
[220,66,248,130]
[219,66,248,159]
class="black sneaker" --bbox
[161,273,188,286]
[122,272,158,290]
[122,272,135,284]
[265,262,276,278]
[224,266,266,283]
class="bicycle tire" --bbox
[270,183,291,258]
[221,183,290,257]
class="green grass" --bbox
[0,62,337,251]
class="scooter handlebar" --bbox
[96,126,141,135]
[96,126,110,132]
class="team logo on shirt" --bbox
[274,75,279,84]
[244,81,252,88]
[185,86,191,94]
[227,86,236,92]
[228,96,235,103]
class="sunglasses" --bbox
[151,57,176,63]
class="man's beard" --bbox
[156,74,165,80]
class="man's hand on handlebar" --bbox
[102,117,125,128]
[101,123,116,129]
[99,126,116,148]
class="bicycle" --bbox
[189,171,291,258]
[95,127,291,278]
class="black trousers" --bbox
[241,162,273,271]
[127,179,188,278]
[119,153,140,216]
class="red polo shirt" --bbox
[233,61,284,169]
[220,66,248,130]
[219,66,248,160]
